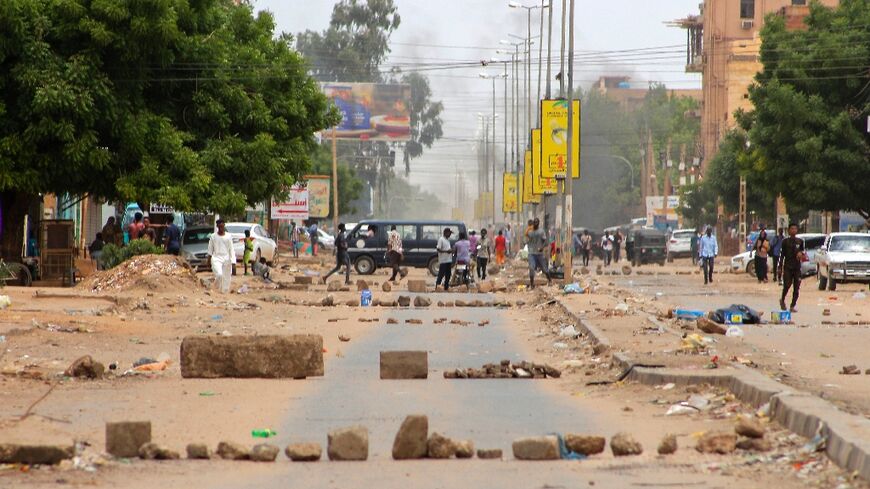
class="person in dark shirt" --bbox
[163,215,182,256]
[779,222,806,312]
[324,223,351,285]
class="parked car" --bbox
[629,228,667,266]
[730,233,825,277]
[180,226,213,271]
[347,220,467,276]
[224,222,278,264]
[816,232,870,291]
[667,229,696,260]
[313,227,335,250]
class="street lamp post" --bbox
[605,155,635,189]
[480,73,507,227]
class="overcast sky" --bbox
[251,0,702,213]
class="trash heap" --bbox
[443,360,561,379]
[81,255,200,293]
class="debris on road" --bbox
[285,443,322,462]
[380,351,428,379]
[426,432,455,459]
[328,426,369,461]
[138,442,180,460]
[64,355,105,379]
[657,434,677,455]
[392,415,428,460]
[81,255,199,293]
[251,443,280,462]
[512,436,559,460]
[186,443,211,460]
[695,431,737,454]
[217,441,250,460]
[840,365,860,375]
[443,361,560,379]
[338,334,351,342]
[610,433,643,456]
[106,421,151,458]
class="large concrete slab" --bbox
[380,351,428,379]
[180,335,324,379]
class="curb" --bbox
[550,291,870,481]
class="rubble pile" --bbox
[443,360,560,379]
[81,255,200,293]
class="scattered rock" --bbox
[382,281,392,292]
[217,441,251,460]
[478,281,493,293]
[695,431,737,454]
[0,444,74,465]
[735,417,765,439]
[427,432,455,459]
[405,319,423,325]
[327,281,342,292]
[106,421,151,458]
[345,300,358,307]
[285,443,322,461]
[64,355,105,379]
[251,443,280,462]
[356,280,369,291]
[437,301,444,306]
[476,448,502,459]
[321,294,335,307]
[454,440,474,459]
[386,318,399,324]
[580,267,589,275]
[657,434,677,455]
[328,426,369,461]
[736,437,772,452]
[564,435,605,456]
[610,433,643,456]
[822,308,831,316]
[186,443,211,459]
[392,415,428,460]
[841,365,860,375]
[138,442,180,460]
[379,300,397,307]
[697,317,727,335]
[295,276,314,285]
[407,280,427,293]
[512,436,559,460]
[413,296,432,307]
[621,265,632,275]
[397,295,411,307]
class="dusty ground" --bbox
[0,253,865,488]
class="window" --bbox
[422,225,459,242]
[830,236,870,253]
[792,0,806,5]
[394,225,418,242]
[740,0,755,19]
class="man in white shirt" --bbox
[435,228,454,291]
[208,220,236,293]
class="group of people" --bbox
[434,227,504,290]
[750,224,805,313]
[89,213,182,269]
[288,220,322,258]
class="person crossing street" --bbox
[208,220,236,294]
[780,223,806,313]
[699,227,718,285]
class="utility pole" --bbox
[332,127,339,234]
[564,0,575,285]
[504,60,509,222]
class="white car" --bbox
[730,233,825,277]
[224,222,278,264]
[667,229,696,259]
[315,228,335,250]
[815,232,870,291]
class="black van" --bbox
[347,220,467,276]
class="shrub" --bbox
[99,239,164,269]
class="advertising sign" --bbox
[305,176,331,218]
[540,99,581,179]
[502,173,519,213]
[271,185,309,220]
[322,83,411,141]
[531,128,557,195]
[522,151,540,204]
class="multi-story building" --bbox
[672,0,839,171]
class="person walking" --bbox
[454,231,472,286]
[504,224,513,258]
[613,230,623,263]
[754,230,770,283]
[208,220,236,294]
[324,223,351,285]
[494,229,507,267]
[386,224,403,283]
[580,230,592,267]
[601,232,614,266]
[163,214,181,256]
[308,221,319,256]
[690,230,700,265]
[477,228,491,280]
[526,218,551,289]
[572,232,582,260]
[290,220,300,258]
[435,228,454,290]
[771,228,785,284]
[699,227,718,285]
[780,223,806,313]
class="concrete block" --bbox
[407,280,427,293]
[106,421,151,458]
[380,351,428,379]
[180,335,323,379]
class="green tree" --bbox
[399,72,443,174]
[701,129,771,216]
[0,0,338,259]
[745,0,870,219]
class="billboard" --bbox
[540,99,581,179]
[322,83,411,141]
[271,184,308,220]
[522,151,540,204]
[531,128,557,195]
[306,176,331,218]
[502,173,519,213]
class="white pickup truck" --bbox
[815,232,870,291]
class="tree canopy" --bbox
[0,0,338,217]
[744,0,870,218]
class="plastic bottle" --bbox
[360,289,372,307]
[251,429,277,438]
[725,325,745,338]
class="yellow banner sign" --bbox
[540,99,581,179]
[502,173,518,213]
[523,151,540,204]
[531,128,557,194]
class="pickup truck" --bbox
[815,232,870,291]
